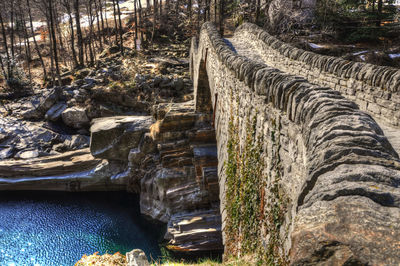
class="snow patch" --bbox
[353,50,368,56]
[308,43,323,49]
[389,53,400,59]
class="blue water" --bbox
[0,192,162,266]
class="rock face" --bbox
[0,149,125,191]
[165,209,223,252]
[62,107,90,128]
[65,102,223,253]
[136,101,223,252]
[190,22,400,264]
[90,116,155,161]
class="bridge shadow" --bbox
[223,39,237,54]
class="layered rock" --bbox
[165,209,223,252]
[0,149,125,191]
[90,116,155,161]
[138,101,223,252]
[86,104,223,253]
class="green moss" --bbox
[224,100,289,265]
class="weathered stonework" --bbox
[190,22,400,264]
[235,23,400,128]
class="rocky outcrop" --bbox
[0,117,70,160]
[137,101,223,252]
[85,100,223,253]
[21,88,61,120]
[0,149,125,191]
[90,116,155,161]
[165,209,223,252]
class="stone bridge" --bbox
[190,22,400,264]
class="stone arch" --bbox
[194,49,213,113]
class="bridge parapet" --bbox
[191,22,400,264]
[236,23,400,128]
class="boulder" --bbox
[45,103,67,121]
[60,75,73,86]
[14,149,40,159]
[126,249,149,266]
[61,107,90,128]
[90,116,155,161]
[99,45,121,58]
[22,88,61,120]
[0,146,14,159]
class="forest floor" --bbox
[276,24,400,68]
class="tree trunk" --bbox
[377,0,383,27]
[98,0,106,44]
[94,0,103,49]
[48,0,61,85]
[0,10,11,79]
[134,0,138,50]
[26,0,47,81]
[104,0,110,40]
[87,0,97,63]
[10,1,15,60]
[19,5,32,86]
[219,0,224,35]
[138,0,144,43]
[65,2,78,68]
[46,13,56,85]
[74,0,85,66]
[116,0,124,54]
[112,0,119,45]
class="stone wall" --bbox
[235,23,400,127]
[190,22,400,264]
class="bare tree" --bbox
[27,0,47,80]
[74,0,84,66]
